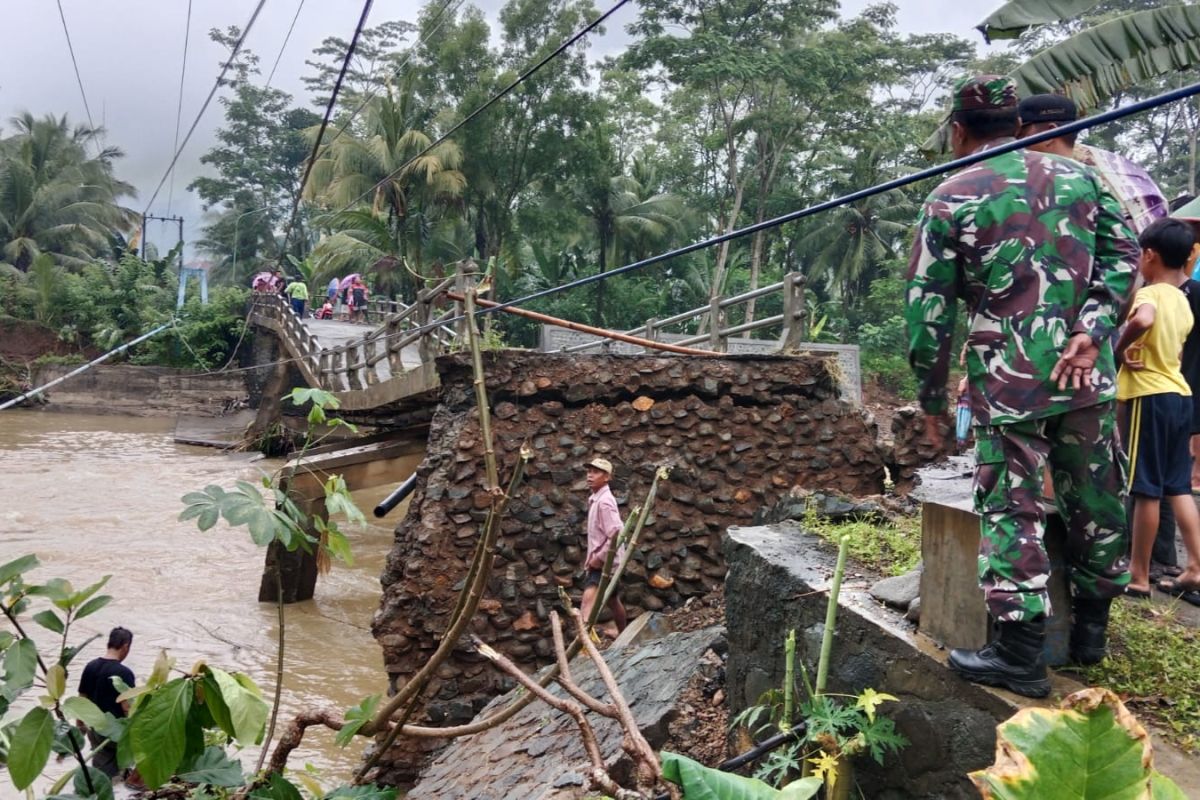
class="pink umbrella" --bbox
[1074,145,1167,235]
[251,271,275,291]
[338,273,362,293]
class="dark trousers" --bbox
[1155,498,1179,566]
[290,298,306,317]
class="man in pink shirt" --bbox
[581,457,628,637]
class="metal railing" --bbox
[558,272,806,354]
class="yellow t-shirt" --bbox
[1117,282,1194,400]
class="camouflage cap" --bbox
[951,75,1018,112]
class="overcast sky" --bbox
[2,0,1006,263]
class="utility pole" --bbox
[144,213,199,308]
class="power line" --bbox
[276,0,377,260]
[266,0,307,89]
[167,0,195,216]
[55,0,97,144]
[142,0,270,216]
[332,0,633,216]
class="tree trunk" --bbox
[595,228,608,328]
[746,218,766,325]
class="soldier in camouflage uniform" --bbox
[905,76,1140,697]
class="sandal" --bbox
[1180,590,1200,607]
[1156,577,1200,596]
[1125,586,1152,599]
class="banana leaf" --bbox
[1011,5,1200,112]
[976,0,1104,43]
[923,6,1200,155]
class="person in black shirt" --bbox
[78,627,135,778]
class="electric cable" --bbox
[166,0,194,216]
[55,0,98,144]
[276,0,377,260]
[266,0,307,89]
[142,0,270,215]
[330,0,633,216]
[180,79,1200,381]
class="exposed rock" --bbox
[870,563,924,610]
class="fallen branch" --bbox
[266,708,345,774]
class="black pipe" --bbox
[652,723,807,799]
[374,474,418,518]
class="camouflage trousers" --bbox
[973,401,1130,622]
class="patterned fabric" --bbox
[1074,144,1168,235]
[951,75,1018,112]
[906,147,1140,425]
[974,402,1129,621]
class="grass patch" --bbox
[1081,600,1200,753]
[802,509,922,577]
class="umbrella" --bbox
[251,271,275,291]
[338,273,362,293]
[1074,144,1168,235]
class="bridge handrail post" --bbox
[453,259,473,339]
[364,335,379,385]
[780,272,807,351]
[709,296,725,352]
[387,316,405,374]
[417,285,436,364]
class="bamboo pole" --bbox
[445,292,721,357]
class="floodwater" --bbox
[0,410,420,795]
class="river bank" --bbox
[0,410,411,795]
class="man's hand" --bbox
[1120,342,1146,370]
[1050,333,1099,391]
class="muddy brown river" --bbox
[0,410,418,794]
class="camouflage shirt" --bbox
[905,143,1139,426]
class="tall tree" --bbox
[0,113,136,271]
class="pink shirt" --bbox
[586,484,624,569]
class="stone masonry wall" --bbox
[368,351,884,784]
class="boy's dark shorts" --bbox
[1126,392,1194,498]
[584,569,603,588]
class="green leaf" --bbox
[1151,771,1188,800]
[62,696,108,730]
[325,785,398,799]
[660,750,815,799]
[33,609,65,634]
[969,689,1160,799]
[1009,7,1200,113]
[324,526,355,567]
[207,668,268,745]
[8,706,55,790]
[178,746,244,787]
[250,772,305,800]
[46,664,66,700]
[0,554,38,586]
[75,594,113,620]
[127,677,194,789]
[59,633,100,669]
[289,387,339,411]
[69,575,111,609]
[73,765,114,800]
[975,0,1103,42]
[4,638,39,694]
[779,778,824,799]
[335,694,381,747]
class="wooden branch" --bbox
[569,609,661,786]
[266,708,345,774]
[471,637,645,800]
[550,611,616,717]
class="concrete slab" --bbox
[173,410,255,448]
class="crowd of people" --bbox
[906,75,1200,698]
[251,269,373,324]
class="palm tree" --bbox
[0,113,137,271]
[305,79,466,301]
[796,152,914,303]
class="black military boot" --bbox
[1070,597,1112,665]
[948,617,1050,698]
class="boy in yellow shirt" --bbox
[1117,218,1200,602]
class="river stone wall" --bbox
[368,351,883,784]
[724,523,1021,799]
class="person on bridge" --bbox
[285,277,310,317]
[580,457,628,639]
[350,277,370,324]
[78,627,136,780]
[905,75,1139,696]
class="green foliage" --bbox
[660,751,822,799]
[336,694,381,747]
[801,510,922,578]
[969,688,1185,799]
[1082,600,1200,752]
